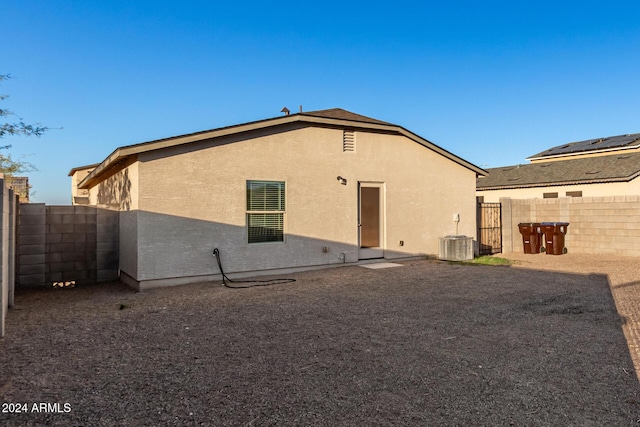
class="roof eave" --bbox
[397,127,487,176]
[477,174,639,191]
[80,112,487,188]
[79,114,303,188]
[68,163,101,177]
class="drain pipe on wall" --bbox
[453,213,460,235]
[212,248,296,289]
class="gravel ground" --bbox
[1,254,639,426]
[499,252,640,384]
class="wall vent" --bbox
[343,130,355,152]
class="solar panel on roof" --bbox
[597,134,640,149]
[529,133,640,158]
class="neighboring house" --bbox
[69,164,99,205]
[71,108,486,290]
[477,133,640,202]
[5,176,30,202]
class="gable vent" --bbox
[343,130,356,152]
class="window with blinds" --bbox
[246,180,285,243]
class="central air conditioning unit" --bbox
[439,235,474,261]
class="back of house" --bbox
[71,108,485,289]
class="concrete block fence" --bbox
[501,195,640,256]
[16,204,119,288]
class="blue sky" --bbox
[2,1,640,204]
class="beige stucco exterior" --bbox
[477,178,640,203]
[88,160,139,210]
[69,164,98,204]
[78,114,483,289]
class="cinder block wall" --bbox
[16,203,45,286]
[16,205,119,287]
[501,196,640,256]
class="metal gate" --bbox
[477,202,502,255]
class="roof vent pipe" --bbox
[299,105,302,113]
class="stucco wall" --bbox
[477,178,640,203]
[115,124,478,286]
[70,167,95,202]
[88,161,139,210]
[502,196,640,256]
[119,210,138,280]
[86,162,139,283]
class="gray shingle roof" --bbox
[528,133,640,159]
[477,152,640,190]
[300,108,392,126]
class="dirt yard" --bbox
[500,251,640,383]
[1,254,639,425]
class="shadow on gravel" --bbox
[613,280,640,290]
[2,260,639,426]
